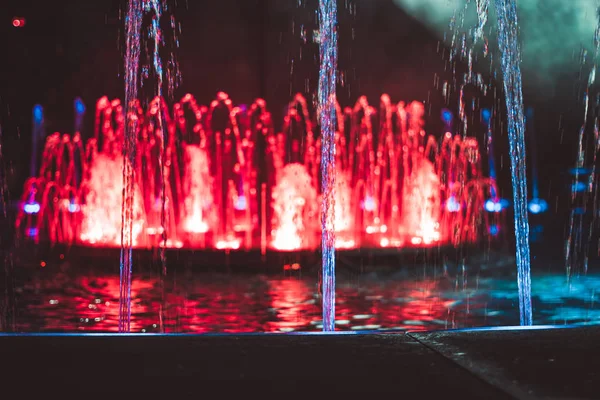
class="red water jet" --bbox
[16,92,501,251]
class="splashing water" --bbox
[401,157,442,246]
[120,0,142,333]
[181,145,214,236]
[83,154,144,246]
[271,164,319,251]
[318,0,337,332]
[494,0,532,326]
[334,170,354,248]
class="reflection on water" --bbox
[8,266,600,333]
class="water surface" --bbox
[8,265,600,333]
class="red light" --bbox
[12,17,25,28]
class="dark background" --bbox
[0,0,590,253]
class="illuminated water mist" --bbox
[494,0,532,326]
[318,0,338,332]
[120,0,142,333]
[394,0,600,90]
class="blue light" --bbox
[234,195,247,211]
[484,199,499,212]
[530,224,543,242]
[363,196,375,211]
[24,202,40,214]
[446,196,461,212]
[27,228,39,237]
[485,198,509,213]
[481,108,491,123]
[525,107,534,124]
[489,225,499,235]
[441,109,453,124]
[528,203,541,214]
[573,207,586,215]
[528,198,548,214]
[33,105,43,124]
[568,167,593,176]
[531,225,543,233]
[68,202,80,213]
[74,97,86,114]
[571,182,587,193]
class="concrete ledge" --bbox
[2,327,596,398]
[410,326,600,400]
[0,333,509,398]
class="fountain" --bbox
[318,0,338,331]
[494,0,533,326]
[120,0,142,332]
[14,91,501,255]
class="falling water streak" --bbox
[119,0,142,333]
[494,0,532,326]
[586,116,600,275]
[145,0,167,251]
[483,108,497,199]
[449,1,490,140]
[525,108,540,200]
[582,24,600,276]
[589,6,600,268]
[567,6,600,278]
[119,0,142,332]
[318,0,337,332]
[566,68,590,279]
[475,0,489,42]
[146,0,168,332]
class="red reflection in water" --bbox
[265,278,319,332]
[13,270,504,333]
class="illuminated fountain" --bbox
[15,92,502,252]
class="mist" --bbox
[393,0,599,93]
